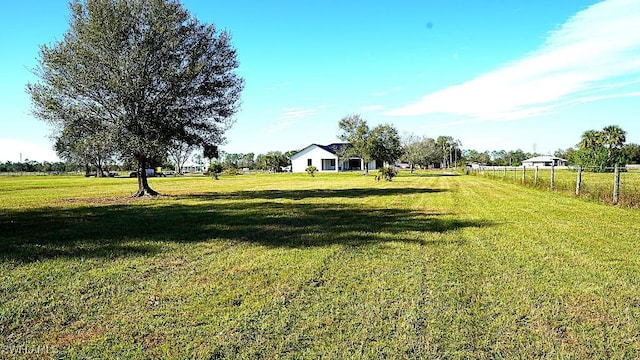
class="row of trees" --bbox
[217,150,299,172]
[0,160,70,173]
[401,135,462,172]
[462,125,638,171]
[14,122,637,176]
[336,115,464,174]
[462,149,538,167]
[555,125,640,171]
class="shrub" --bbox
[224,168,241,176]
[379,166,398,181]
[208,163,223,179]
[305,166,317,177]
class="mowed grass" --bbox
[2,172,640,358]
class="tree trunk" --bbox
[96,164,105,177]
[363,158,369,176]
[132,155,159,197]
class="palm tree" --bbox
[602,125,627,164]
[579,130,603,150]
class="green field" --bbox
[2,172,640,358]
[474,167,640,207]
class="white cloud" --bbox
[386,0,640,120]
[278,107,316,121]
[267,107,317,133]
[0,138,59,162]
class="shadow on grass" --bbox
[1,187,491,262]
[176,187,447,201]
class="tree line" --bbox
[11,123,638,176]
[555,125,640,171]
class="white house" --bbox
[522,155,567,168]
[181,160,204,173]
[290,143,377,173]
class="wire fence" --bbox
[467,165,640,209]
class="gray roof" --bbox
[316,143,351,155]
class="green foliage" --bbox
[378,166,398,181]
[402,135,440,171]
[0,160,72,173]
[369,125,403,165]
[54,122,116,176]
[338,115,371,173]
[223,167,241,175]
[622,143,640,164]
[208,162,224,179]
[573,125,627,170]
[571,146,609,172]
[305,165,317,176]
[27,0,244,196]
[221,151,255,170]
[463,149,491,165]
[166,141,196,175]
[256,151,288,172]
[338,114,402,174]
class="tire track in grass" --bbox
[434,175,640,357]
[414,176,533,357]
[205,244,345,358]
[280,242,426,358]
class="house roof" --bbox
[522,155,567,162]
[290,143,352,159]
[317,143,351,155]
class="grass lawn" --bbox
[1,172,640,358]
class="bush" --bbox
[379,166,398,181]
[224,168,241,176]
[305,166,317,177]
[208,163,223,179]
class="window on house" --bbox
[307,159,312,166]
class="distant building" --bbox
[522,155,567,168]
[290,143,377,173]
[181,161,204,173]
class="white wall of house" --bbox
[522,156,567,168]
[291,144,376,172]
[291,144,379,173]
[181,161,204,173]
[291,145,338,173]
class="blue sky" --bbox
[1,0,640,162]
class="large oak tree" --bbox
[27,0,244,196]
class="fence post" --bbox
[575,166,582,196]
[534,166,539,186]
[503,167,507,178]
[613,163,620,205]
[550,164,555,190]
[522,166,526,184]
